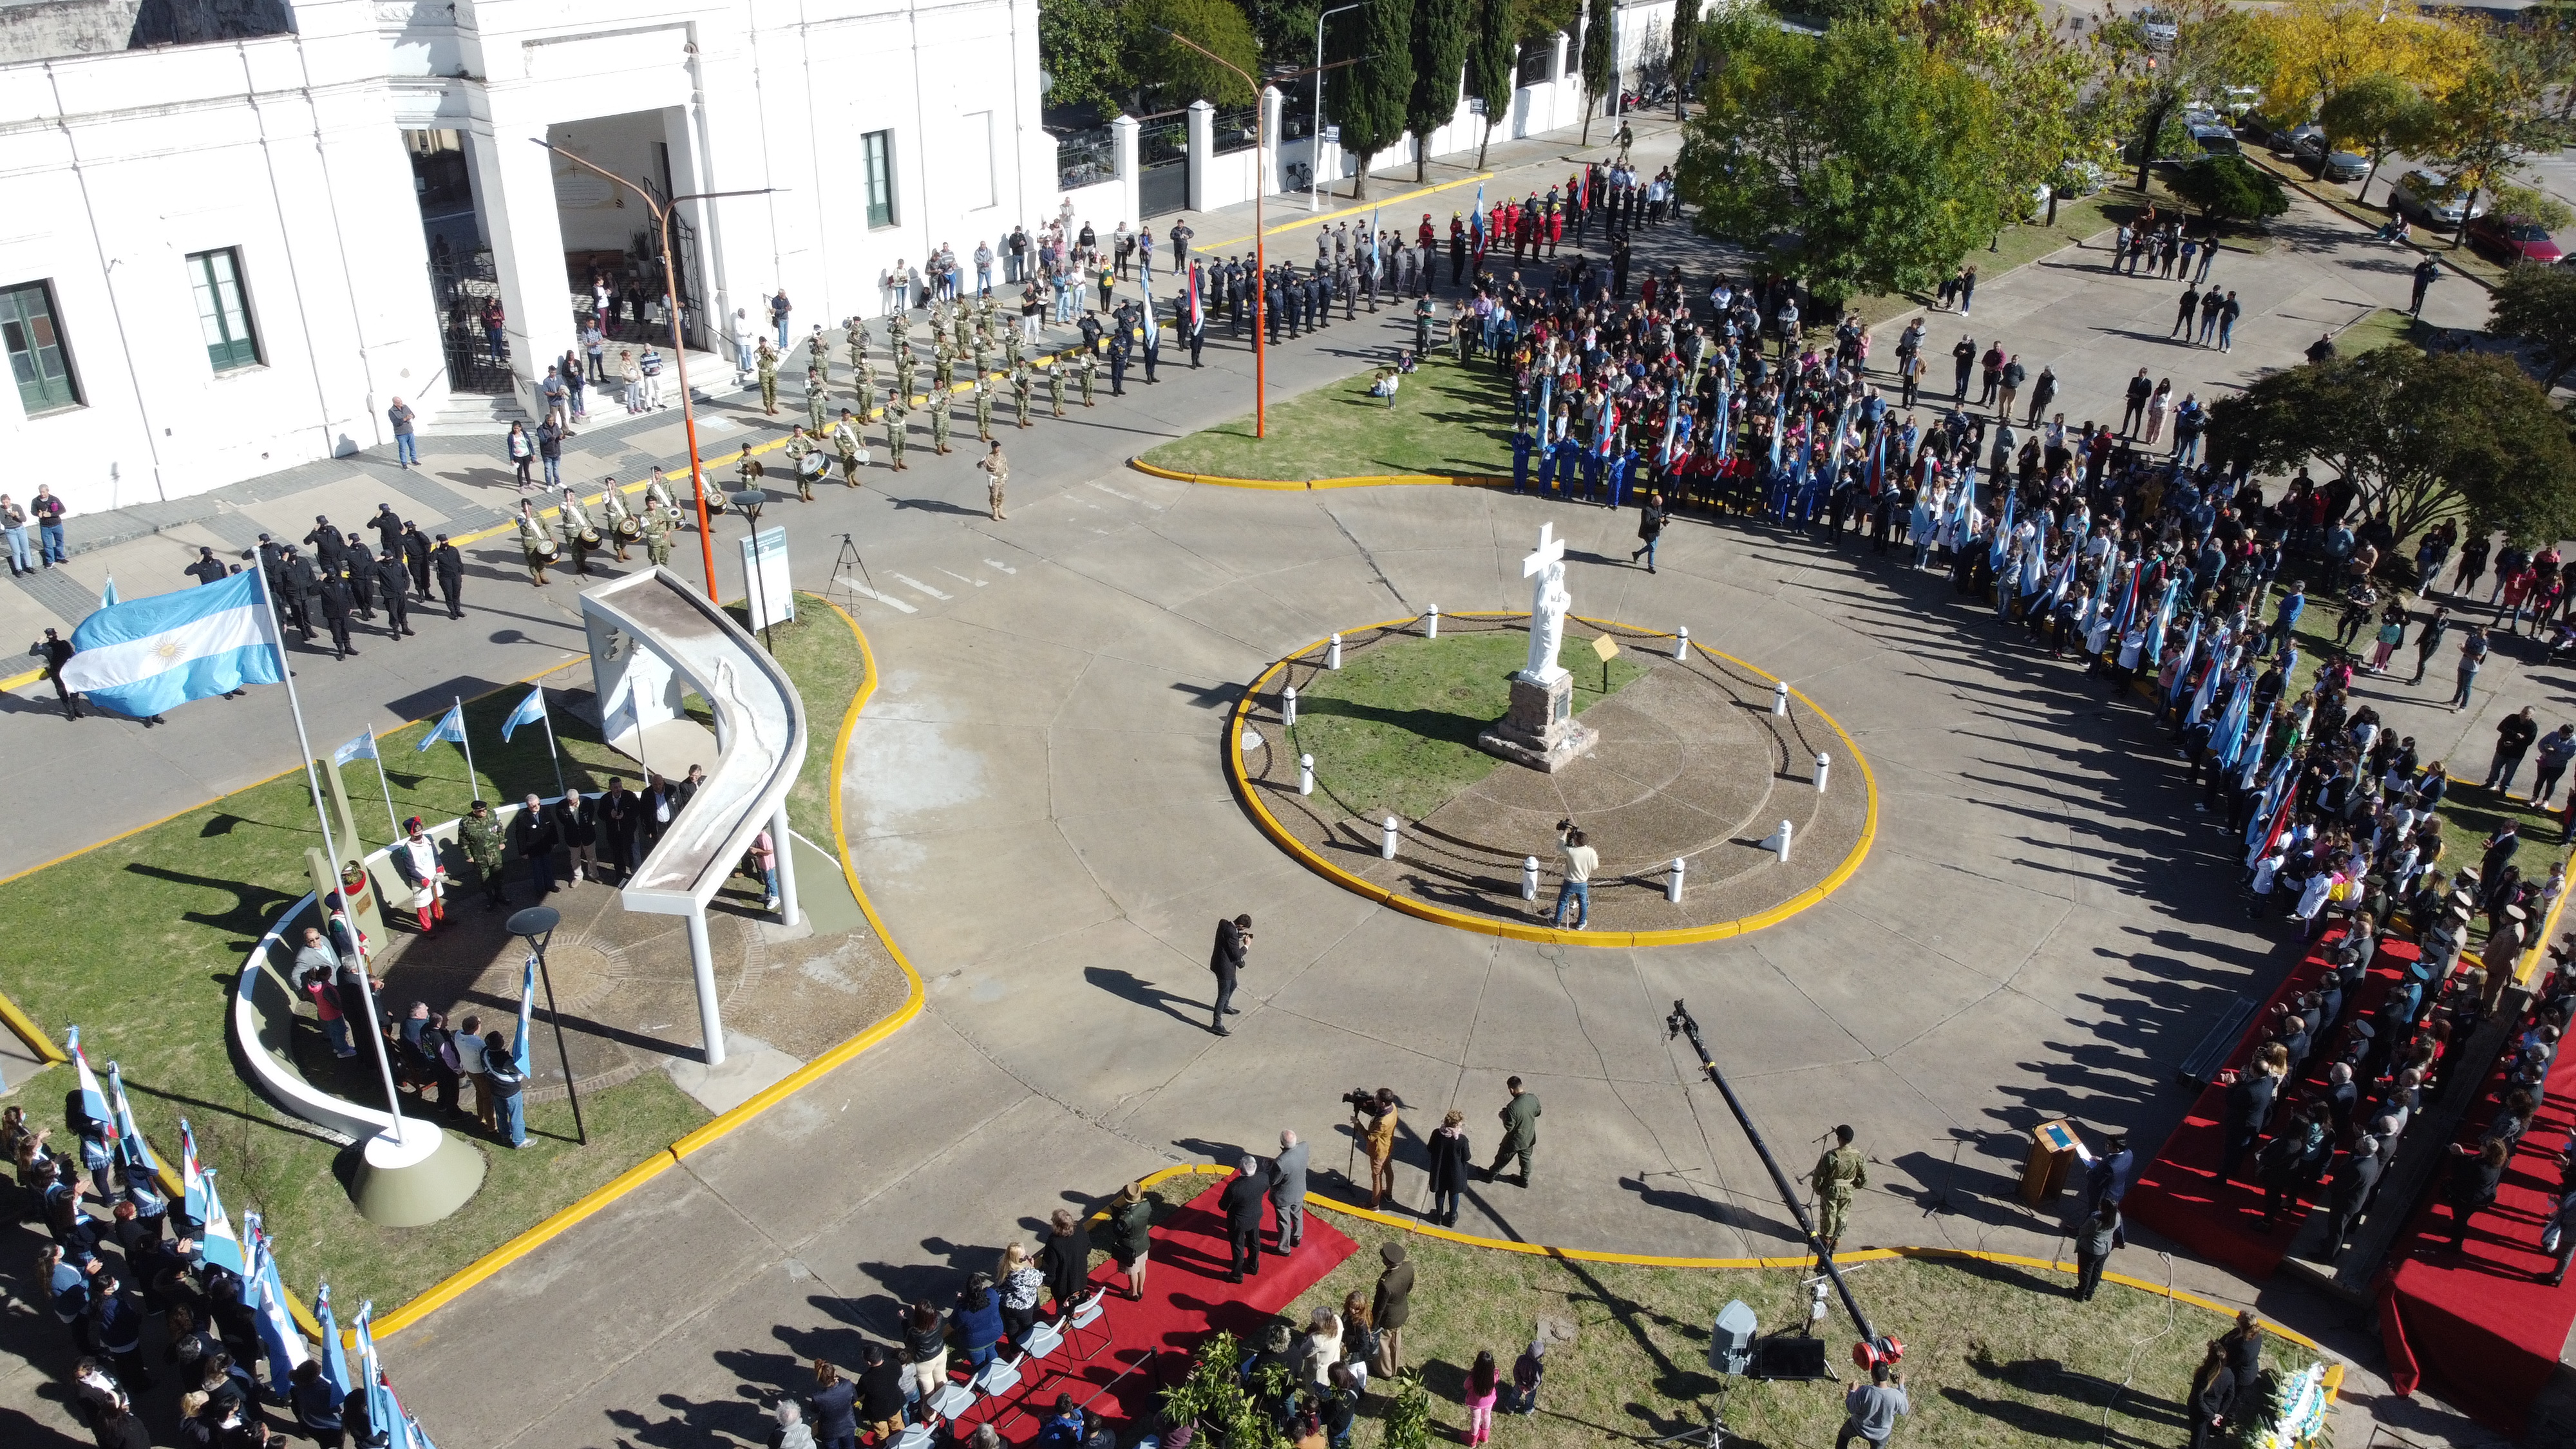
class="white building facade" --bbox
[0,0,1063,514]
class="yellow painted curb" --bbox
[1309,1197,2336,1358]
[372,598,925,1338]
[1224,613,1876,947]
[1130,457,1510,491]
[0,990,68,1064]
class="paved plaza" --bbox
[0,118,2553,1449]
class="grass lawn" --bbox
[1292,632,1649,821]
[1141,359,1515,482]
[1276,1205,2319,1449]
[2335,307,2431,357]
[0,591,866,1312]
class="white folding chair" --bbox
[925,1379,977,1425]
[1066,1285,1112,1361]
[1019,1317,1066,1364]
[891,1423,934,1449]
[963,1350,1025,1425]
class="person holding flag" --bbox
[57,569,285,720]
[66,1027,119,1198]
[1184,261,1206,368]
[298,1285,355,1448]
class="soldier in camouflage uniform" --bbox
[1077,349,1098,406]
[805,359,829,432]
[783,424,819,501]
[805,325,831,388]
[833,408,866,484]
[1011,363,1036,428]
[1807,1124,1868,1264]
[933,340,956,395]
[930,386,954,454]
[756,339,781,414]
[844,317,868,375]
[971,376,994,442]
[458,799,509,907]
[1046,358,1066,417]
[884,392,911,470]
[643,509,674,567]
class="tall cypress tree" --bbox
[1406,0,1473,181]
[1578,0,1614,144]
[1467,0,1517,169]
[1330,0,1417,199]
[1667,0,1700,120]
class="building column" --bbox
[1110,115,1141,230]
[771,803,800,927]
[1186,100,1213,214]
[1260,86,1285,198]
[687,906,726,1065]
[468,123,574,411]
[1551,33,1573,133]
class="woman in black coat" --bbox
[1038,1207,1093,1316]
[2445,1137,2511,1252]
[1108,1182,1155,1301]
[1426,1110,1473,1228]
[2187,1341,2237,1449]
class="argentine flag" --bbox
[57,568,282,718]
[106,1062,159,1176]
[66,1027,115,1144]
[198,1162,247,1274]
[500,687,548,743]
[416,703,468,753]
[515,951,538,1075]
[180,1119,209,1224]
[315,1286,353,1412]
[334,730,379,768]
[243,1214,312,1390]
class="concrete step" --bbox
[419,390,531,435]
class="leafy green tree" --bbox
[1674,17,2003,305]
[2208,348,2576,547]
[1578,0,1613,143]
[1040,0,1130,117]
[1126,0,1264,106]
[2427,55,2569,247]
[1911,0,2105,225]
[1407,0,1472,180]
[1667,0,1701,119]
[2318,71,2442,204]
[2490,261,2576,390]
[2094,0,2271,192]
[1467,0,1519,167]
[1331,0,1416,198]
[2168,154,2289,227]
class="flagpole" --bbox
[536,695,567,802]
[368,726,400,843]
[251,565,410,1148]
[453,694,480,798]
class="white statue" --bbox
[1520,522,1570,685]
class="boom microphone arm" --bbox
[1667,998,1888,1355]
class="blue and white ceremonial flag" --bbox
[180,1119,208,1224]
[197,1163,246,1274]
[333,730,378,768]
[500,687,548,744]
[416,703,468,753]
[314,1287,352,1412]
[66,1027,114,1144]
[99,574,118,607]
[2168,614,2204,708]
[106,1063,158,1175]
[514,952,537,1075]
[1470,183,1485,249]
[242,1214,310,1390]
[57,569,284,718]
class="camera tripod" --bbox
[826,534,876,614]
[1643,1379,1734,1449]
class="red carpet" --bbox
[2124,931,2412,1277]
[2376,1029,2576,1433]
[970,1180,1357,1443]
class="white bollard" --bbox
[1814,753,1831,793]
[1673,625,1689,661]
[1299,753,1314,797]
[1522,856,1540,901]
[1426,605,1440,639]
[1327,633,1343,670]
[1381,815,1400,860]
[1283,684,1298,727]
[1667,857,1687,903]
[1772,681,1789,716]
[1775,819,1794,863]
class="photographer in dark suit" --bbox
[1209,913,1251,1036]
[1220,1155,1269,1283]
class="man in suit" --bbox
[556,790,598,884]
[2218,1065,2276,1182]
[511,793,560,900]
[2083,1133,2134,1217]
[431,534,466,619]
[1220,1154,1268,1283]
[1269,1129,1308,1256]
[596,777,638,882]
[2318,1126,2387,1256]
[1209,913,1251,1036]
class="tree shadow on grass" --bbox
[124,861,301,937]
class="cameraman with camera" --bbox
[1550,820,1597,930]
[1345,1088,1400,1211]
[1209,913,1253,1036]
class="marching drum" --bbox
[798,451,829,484]
[531,538,560,559]
[616,516,645,541]
[574,526,603,547]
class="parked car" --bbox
[2219,86,2263,121]
[2137,7,2179,45]
[2389,169,2490,227]
[2189,124,2242,156]
[2291,131,2368,182]
[2467,213,2566,264]
[2239,113,2301,153]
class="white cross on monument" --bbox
[1520,521,1571,685]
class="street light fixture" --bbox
[505,904,587,1146]
[729,487,779,651]
[533,139,777,603]
[1311,3,1362,213]
[1156,27,1267,440]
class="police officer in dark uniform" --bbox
[1137,301,1160,383]
[1186,287,1206,368]
[375,550,413,638]
[304,515,345,576]
[431,534,466,619]
[402,522,433,600]
[341,532,375,620]
[283,546,322,641]
[316,569,358,659]
[1108,315,1130,396]
[1265,269,1284,344]
[370,503,404,560]
[32,627,77,719]
[183,547,228,587]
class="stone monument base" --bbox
[1477,670,1599,773]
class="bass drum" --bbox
[529,537,560,560]
[616,516,645,541]
[798,451,830,484]
[574,527,603,547]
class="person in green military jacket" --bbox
[1487,1077,1541,1186]
[833,408,865,484]
[884,393,911,471]
[929,388,952,454]
[642,509,674,567]
[782,424,818,500]
[1046,358,1066,417]
[804,361,829,432]
[971,376,994,442]
[933,341,955,393]
[1012,363,1036,428]
[756,339,781,414]
[1808,1124,1868,1264]
[1077,349,1098,407]
[458,799,508,907]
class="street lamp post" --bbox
[505,904,587,1146]
[1311,3,1361,213]
[533,140,775,603]
[1159,28,1267,440]
[730,487,777,651]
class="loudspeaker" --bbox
[1752,1334,1829,1381]
[1707,1300,1757,1376]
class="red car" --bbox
[2467,213,2565,265]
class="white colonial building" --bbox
[0,0,1065,512]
